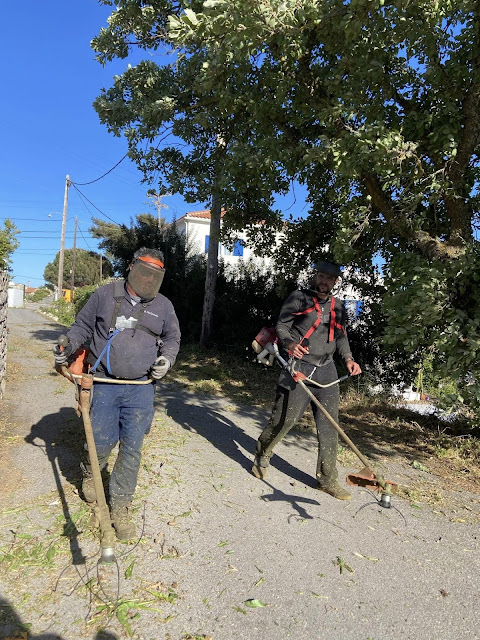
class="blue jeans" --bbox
[88,381,155,504]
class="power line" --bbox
[11,274,47,281]
[71,184,121,226]
[77,224,93,250]
[1,217,61,222]
[70,153,130,186]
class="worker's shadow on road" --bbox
[258,479,348,530]
[24,407,87,565]
[0,595,119,639]
[157,387,316,489]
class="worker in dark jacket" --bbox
[252,260,361,500]
[53,247,181,539]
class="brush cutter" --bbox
[253,330,397,506]
[56,336,122,564]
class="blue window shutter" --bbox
[356,301,363,316]
[205,235,209,252]
[233,240,244,256]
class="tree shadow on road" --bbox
[24,407,87,565]
[158,387,317,489]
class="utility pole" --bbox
[147,192,172,223]
[56,175,70,300]
[70,215,77,299]
[99,254,103,282]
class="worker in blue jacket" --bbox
[54,247,180,539]
[252,260,361,500]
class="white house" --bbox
[174,209,281,270]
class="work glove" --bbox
[151,355,170,380]
[53,340,73,365]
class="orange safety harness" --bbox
[292,296,345,348]
[288,296,346,382]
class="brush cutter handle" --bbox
[58,334,69,349]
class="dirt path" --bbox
[1,305,479,640]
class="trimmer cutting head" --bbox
[346,467,398,493]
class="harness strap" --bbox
[293,295,344,346]
[110,280,126,332]
[90,329,121,374]
[329,296,346,342]
[296,297,323,346]
[92,281,158,376]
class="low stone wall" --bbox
[0,271,8,400]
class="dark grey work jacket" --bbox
[276,289,353,367]
[66,281,181,380]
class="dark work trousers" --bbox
[256,359,340,486]
[87,381,155,505]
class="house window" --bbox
[204,235,244,257]
[233,240,244,257]
[344,299,363,317]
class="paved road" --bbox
[1,304,479,640]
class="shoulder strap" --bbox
[110,281,161,339]
[329,296,346,342]
[292,295,345,346]
[298,297,322,346]
[109,280,127,332]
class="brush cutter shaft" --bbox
[79,376,116,560]
[267,341,388,491]
[296,378,387,491]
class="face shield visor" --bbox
[127,256,165,301]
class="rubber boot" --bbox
[110,501,137,541]
[80,462,96,503]
[316,481,352,501]
[251,454,270,479]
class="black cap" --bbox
[313,260,343,277]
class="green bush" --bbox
[73,283,103,315]
[27,287,51,302]
[46,298,75,327]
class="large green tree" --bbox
[92,1,480,420]
[0,219,20,271]
[43,249,113,288]
[165,0,480,421]
[92,1,289,344]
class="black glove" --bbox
[151,356,170,380]
[53,340,73,365]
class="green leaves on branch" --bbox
[0,219,20,271]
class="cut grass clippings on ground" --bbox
[168,344,480,511]
[167,343,278,407]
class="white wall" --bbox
[8,285,24,308]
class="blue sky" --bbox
[1,1,186,286]
[2,1,308,287]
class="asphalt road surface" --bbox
[1,303,478,640]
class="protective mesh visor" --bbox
[127,260,165,300]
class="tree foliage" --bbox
[167,0,480,421]
[0,219,20,271]
[92,1,480,421]
[43,249,113,288]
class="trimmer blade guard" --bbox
[346,467,398,493]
